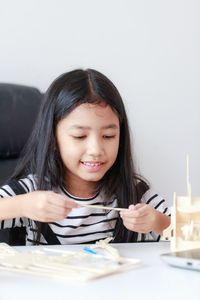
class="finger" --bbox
[121,203,147,218]
[129,203,149,217]
[49,195,80,209]
[46,204,72,216]
[135,203,146,209]
[129,204,137,210]
[120,209,140,218]
[64,200,81,209]
[58,194,80,207]
[135,204,152,216]
[44,206,74,221]
[32,212,61,222]
[123,221,148,233]
[124,216,147,225]
[39,213,66,222]
[128,203,145,210]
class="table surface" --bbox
[0,241,199,300]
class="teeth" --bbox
[83,162,101,166]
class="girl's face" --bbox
[56,103,120,194]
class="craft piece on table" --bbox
[162,156,200,251]
[0,241,141,282]
[181,220,200,241]
[0,243,18,256]
[90,237,121,260]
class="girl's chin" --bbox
[80,170,106,182]
[82,175,104,182]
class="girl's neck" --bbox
[64,177,99,198]
[64,186,99,198]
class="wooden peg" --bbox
[186,155,192,204]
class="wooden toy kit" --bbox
[162,156,200,251]
[0,238,141,282]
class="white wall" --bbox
[0,0,199,205]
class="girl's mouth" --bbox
[80,161,104,171]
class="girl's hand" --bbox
[22,191,80,222]
[120,203,169,234]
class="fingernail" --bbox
[129,205,135,210]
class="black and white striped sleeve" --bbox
[141,188,171,216]
[140,188,171,242]
[0,175,36,229]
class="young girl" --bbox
[0,69,170,245]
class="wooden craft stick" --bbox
[79,203,128,211]
[186,154,192,204]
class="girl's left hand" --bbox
[120,203,158,234]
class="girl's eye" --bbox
[73,136,86,139]
[103,135,115,139]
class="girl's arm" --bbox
[0,191,80,222]
[0,195,25,220]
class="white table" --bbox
[0,241,199,300]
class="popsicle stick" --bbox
[79,203,128,211]
[186,154,192,204]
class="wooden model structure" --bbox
[163,156,200,251]
[0,238,141,282]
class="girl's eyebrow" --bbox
[69,124,119,130]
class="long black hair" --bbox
[12,69,148,243]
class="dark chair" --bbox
[0,83,43,244]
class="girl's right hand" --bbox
[21,191,80,222]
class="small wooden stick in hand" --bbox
[79,203,128,212]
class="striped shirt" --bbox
[0,175,170,245]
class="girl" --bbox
[0,69,170,245]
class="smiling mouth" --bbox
[80,161,103,166]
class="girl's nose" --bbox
[87,137,104,157]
